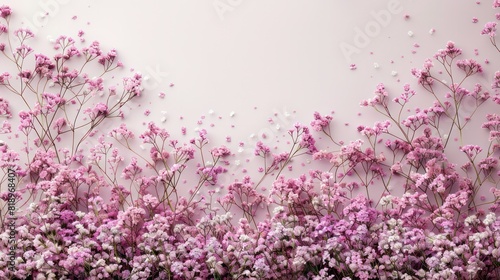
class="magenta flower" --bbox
[210,145,231,158]
[0,5,11,18]
[482,21,498,37]
[310,111,333,132]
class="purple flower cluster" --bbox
[1,3,500,280]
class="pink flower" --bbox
[82,41,102,57]
[118,206,145,227]
[402,112,429,129]
[456,59,483,74]
[0,72,10,84]
[198,165,226,184]
[210,145,231,158]
[176,145,195,160]
[393,84,416,104]
[98,49,117,65]
[492,71,500,89]
[18,69,32,80]
[310,111,333,132]
[478,157,498,172]
[141,194,159,207]
[357,120,390,136]
[42,92,65,113]
[63,45,80,59]
[139,121,170,143]
[299,126,318,153]
[272,152,289,167]
[0,5,11,18]
[123,73,143,97]
[87,77,104,94]
[0,24,7,36]
[53,117,67,132]
[86,102,108,119]
[1,120,11,133]
[434,41,462,60]
[254,141,270,156]
[109,123,134,140]
[0,97,11,117]
[460,145,482,158]
[312,150,334,161]
[149,146,169,162]
[18,110,33,133]
[360,83,389,107]
[481,22,497,37]
[122,157,142,179]
[34,54,55,77]
[13,28,34,39]
[411,67,433,86]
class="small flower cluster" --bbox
[1,3,500,279]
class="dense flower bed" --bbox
[1,3,500,280]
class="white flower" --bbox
[28,203,37,211]
[76,224,89,235]
[492,248,500,258]
[36,257,45,269]
[207,256,216,265]
[392,242,403,252]
[95,259,106,267]
[111,226,120,235]
[75,211,85,218]
[469,232,489,242]
[388,235,400,243]
[380,195,393,206]
[105,264,118,273]
[102,243,112,251]
[40,225,48,232]
[387,218,398,228]
[293,256,306,268]
[442,255,451,263]
[287,215,298,222]
[465,215,479,227]
[173,224,184,234]
[402,273,413,280]
[273,206,284,215]
[483,213,496,226]
[239,234,250,242]
[454,246,464,255]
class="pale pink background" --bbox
[2,0,499,200]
